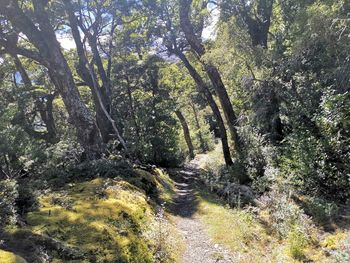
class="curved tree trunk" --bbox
[175,110,195,159]
[64,1,113,143]
[175,50,233,166]
[0,0,103,158]
[179,0,243,157]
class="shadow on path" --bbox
[167,167,200,218]
[166,159,234,263]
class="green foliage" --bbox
[0,179,18,228]
[299,196,339,226]
[16,182,39,215]
[286,225,307,260]
[258,187,315,239]
[279,127,350,200]
[206,0,350,202]
[112,56,185,166]
[1,0,350,261]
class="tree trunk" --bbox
[12,55,58,144]
[64,1,113,143]
[179,0,243,157]
[239,0,274,48]
[175,50,233,166]
[36,93,58,144]
[125,76,141,139]
[175,110,195,159]
[190,101,208,153]
[1,0,103,158]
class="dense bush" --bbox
[258,187,314,238]
[0,179,18,228]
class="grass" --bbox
[196,189,281,262]
[153,168,177,204]
[195,188,336,262]
[153,168,186,263]
[192,144,350,263]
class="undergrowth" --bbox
[194,145,350,262]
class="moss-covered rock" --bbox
[23,178,154,262]
[0,162,179,263]
[0,250,27,263]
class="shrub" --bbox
[330,235,350,262]
[300,196,338,226]
[16,182,39,215]
[286,225,307,260]
[0,179,18,228]
[258,186,314,239]
[143,205,176,263]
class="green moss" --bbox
[0,250,27,263]
[0,164,180,262]
[25,178,155,262]
[153,168,176,204]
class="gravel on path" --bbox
[168,159,233,263]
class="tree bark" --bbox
[64,1,113,143]
[12,55,58,144]
[175,110,195,159]
[174,50,233,166]
[179,0,243,157]
[0,0,103,158]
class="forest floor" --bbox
[167,156,234,263]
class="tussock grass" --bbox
[196,190,279,262]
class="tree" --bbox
[64,0,120,144]
[0,0,102,158]
[149,0,234,166]
[221,0,274,48]
[11,55,58,144]
[179,0,244,157]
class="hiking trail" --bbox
[168,156,233,263]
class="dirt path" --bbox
[168,159,233,263]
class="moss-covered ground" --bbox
[0,164,179,263]
[0,250,26,263]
